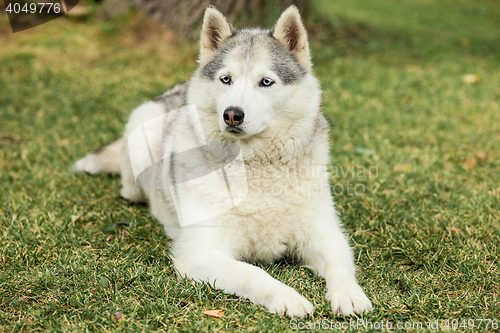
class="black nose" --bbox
[223,107,244,126]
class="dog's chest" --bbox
[220,164,322,263]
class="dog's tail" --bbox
[74,138,123,175]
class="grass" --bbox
[1,0,499,331]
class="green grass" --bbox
[1,0,499,331]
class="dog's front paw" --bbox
[264,285,314,318]
[327,281,373,316]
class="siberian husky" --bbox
[75,5,373,317]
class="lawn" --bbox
[1,0,499,331]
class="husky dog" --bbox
[75,6,373,317]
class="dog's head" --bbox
[191,5,319,139]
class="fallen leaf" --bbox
[203,310,224,318]
[462,74,479,84]
[115,312,124,321]
[450,227,460,233]
[0,133,21,146]
[100,277,109,288]
[474,151,488,162]
[466,158,475,169]
[393,163,411,172]
[344,143,354,152]
[406,65,422,72]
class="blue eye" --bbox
[220,75,232,85]
[260,77,275,87]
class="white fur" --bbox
[74,138,123,174]
[74,5,373,318]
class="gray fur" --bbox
[200,29,306,85]
[200,32,240,80]
[267,35,307,84]
[154,81,189,110]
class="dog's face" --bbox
[196,6,314,138]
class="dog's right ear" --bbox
[199,6,234,65]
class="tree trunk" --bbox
[130,0,310,38]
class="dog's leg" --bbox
[74,138,123,175]
[300,196,373,316]
[119,139,147,203]
[173,241,314,318]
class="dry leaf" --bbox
[203,310,224,318]
[462,74,480,83]
[406,65,422,72]
[115,312,124,321]
[466,158,475,169]
[393,163,411,172]
[474,151,488,162]
[0,133,21,146]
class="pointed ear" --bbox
[199,6,235,65]
[272,5,310,70]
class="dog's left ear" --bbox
[199,6,235,65]
[272,5,310,70]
